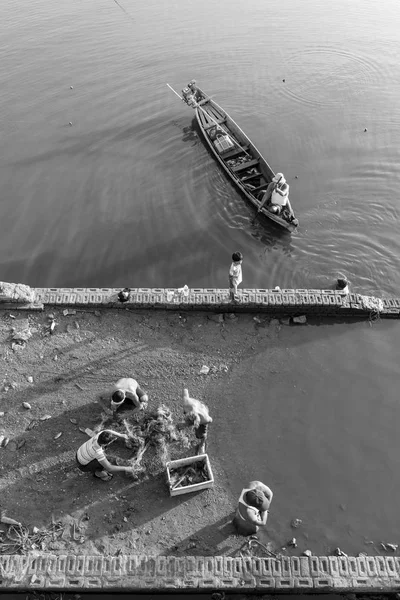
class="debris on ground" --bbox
[335,547,348,557]
[293,315,307,324]
[243,536,281,558]
[303,549,312,557]
[381,542,398,552]
[40,414,52,421]
[54,432,62,440]
[291,518,302,528]
[280,317,291,325]
[26,376,33,383]
[10,318,32,344]
[169,460,210,490]
[63,309,76,316]
[207,314,224,323]
[386,543,399,551]
[0,521,64,554]
[199,365,210,374]
[49,318,57,334]
[1,510,21,527]
[22,402,32,410]
[288,537,297,547]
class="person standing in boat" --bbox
[257,173,295,220]
[182,80,198,107]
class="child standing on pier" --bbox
[229,251,243,301]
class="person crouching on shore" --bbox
[233,480,273,535]
[76,430,132,482]
[110,377,149,416]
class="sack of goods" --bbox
[213,133,235,154]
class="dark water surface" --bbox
[1,0,400,555]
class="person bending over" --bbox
[234,480,273,535]
[76,429,132,482]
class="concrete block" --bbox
[293,576,313,588]
[300,556,311,577]
[82,577,102,588]
[348,556,358,576]
[64,576,85,587]
[256,577,276,588]
[281,556,292,577]
[275,577,294,588]
[56,294,64,304]
[45,577,67,588]
[375,555,388,577]
[365,556,378,577]
[338,556,350,577]
[85,555,103,577]
[268,295,276,305]
[385,557,399,577]
[290,557,300,577]
[313,577,334,589]
[76,293,90,305]
[198,577,219,588]
[271,558,282,577]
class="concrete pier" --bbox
[1,553,400,591]
[1,284,399,318]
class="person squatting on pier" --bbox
[182,388,213,454]
[234,480,273,535]
[229,251,243,301]
[76,429,132,482]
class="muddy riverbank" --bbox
[0,308,399,559]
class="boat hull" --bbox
[192,87,298,232]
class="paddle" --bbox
[252,175,283,224]
[166,83,251,158]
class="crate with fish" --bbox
[166,453,214,497]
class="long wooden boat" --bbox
[180,81,299,232]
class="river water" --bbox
[1,0,400,555]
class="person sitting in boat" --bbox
[182,80,198,107]
[258,173,294,218]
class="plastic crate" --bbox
[213,134,235,154]
[166,453,214,497]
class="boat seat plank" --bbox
[241,172,262,182]
[251,183,269,194]
[232,158,260,172]
[222,146,250,160]
[208,105,225,121]
[198,109,209,128]
[203,118,226,130]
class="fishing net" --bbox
[100,405,191,480]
